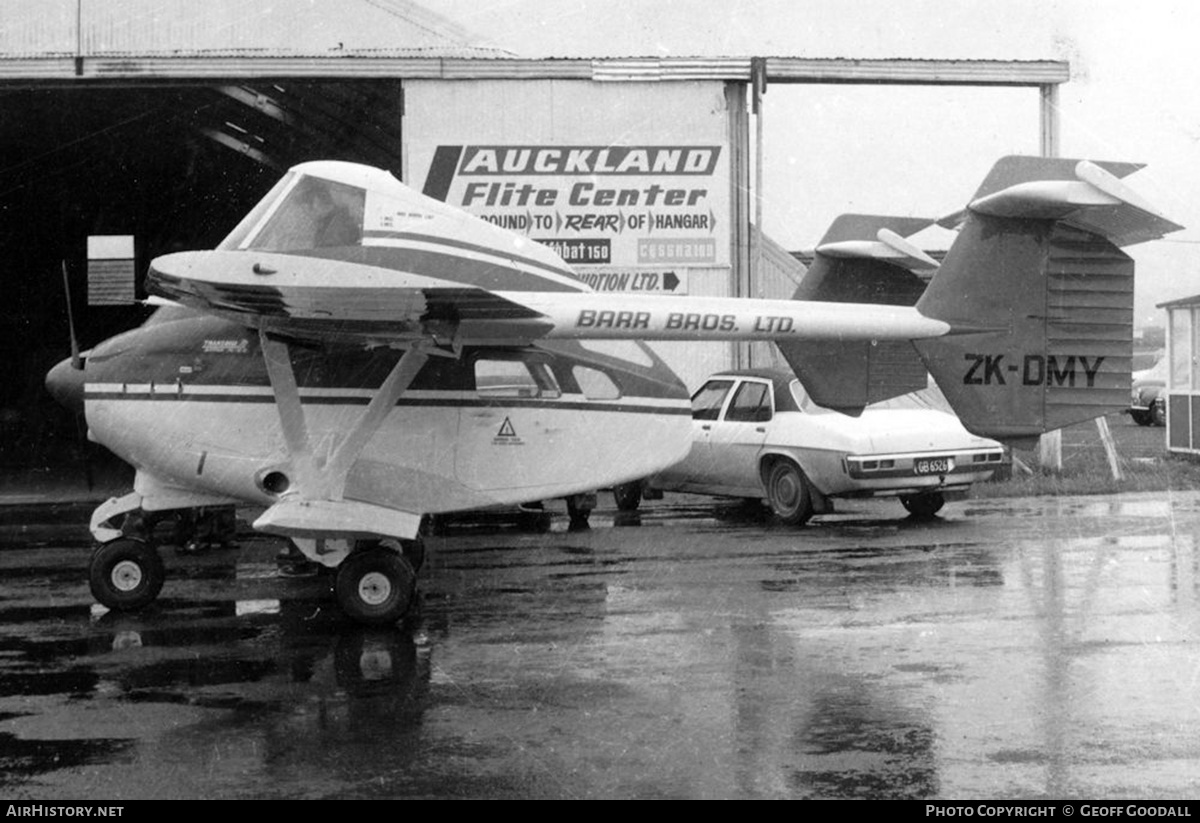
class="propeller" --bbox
[52,259,92,490]
[62,260,83,370]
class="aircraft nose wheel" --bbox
[89,538,166,611]
[335,548,417,625]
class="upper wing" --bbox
[149,249,556,346]
[148,247,950,347]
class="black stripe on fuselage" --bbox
[365,230,579,282]
[289,233,583,292]
[84,391,691,416]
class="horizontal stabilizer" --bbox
[254,496,423,541]
[814,214,939,273]
[937,156,1182,247]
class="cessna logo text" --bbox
[963,354,1105,387]
[458,146,720,176]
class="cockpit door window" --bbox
[241,176,366,251]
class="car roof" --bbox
[709,367,795,385]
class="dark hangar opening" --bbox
[0,80,405,470]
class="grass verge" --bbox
[971,449,1200,498]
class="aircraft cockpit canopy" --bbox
[211,160,582,286]
[218,171,366,252]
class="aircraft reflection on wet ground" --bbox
[1,491,1199,799]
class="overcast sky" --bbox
[434,0,1200,329]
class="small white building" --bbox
[1158,294,1200,454]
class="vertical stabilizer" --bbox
[913,156,1182,446]
[778,215,936,413]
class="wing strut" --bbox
[255,331,430,541]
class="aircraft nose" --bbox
[45,356,86,414]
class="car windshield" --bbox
[691,380,733,420]
[218,173,366,251]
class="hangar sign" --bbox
[405,78,732,314]
[420,143,723,287]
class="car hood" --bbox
[789,408,1001,454]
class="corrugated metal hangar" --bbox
[0,0,1067,471]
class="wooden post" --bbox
[1038,430,1062,472]
[1096,416,1124,481]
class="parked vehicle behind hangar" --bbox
[612,368,1007,524]
[1127,357,1167,427]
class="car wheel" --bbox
[1151,398,1166,427]
[612,481,643,511]
[335,548,416,626]
[89,538,165,611]
[765,460,814,526]
[901,492,945,519]
[1130,410,1152,427]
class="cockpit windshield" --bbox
[217,173,366,252]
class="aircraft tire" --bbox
[765,460,814,526]
[900,492,945,519]
[358,537,425,575]
[335,549,416,626]
[89,538,165,612]
[612,481,643,512]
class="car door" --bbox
[706,378,773,494]
[660,378,735,487]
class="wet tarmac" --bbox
[1,490,1199,800]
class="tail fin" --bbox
[914,156,1182,446]
[777,214,939,413]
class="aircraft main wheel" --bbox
[89,538,165,612]
[358,537,425,575]
[612,481,643,512]
[901,492,945,519]
[765,460,814,526]
[335,549,416,626]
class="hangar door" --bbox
[0,80,404,470]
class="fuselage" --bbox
[72,307,693,516]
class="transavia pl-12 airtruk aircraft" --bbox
[45,155,1181,626]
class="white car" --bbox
[613,368,1007,524]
